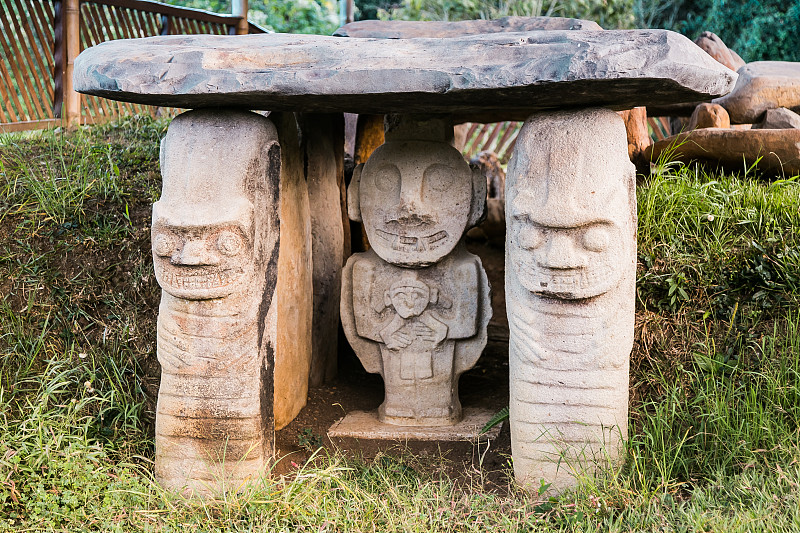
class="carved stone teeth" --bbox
[159,267,240,289]
[376,228,453,253]
[522,264,612,293]
[425,231,448,249]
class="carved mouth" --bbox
[383,213,436,228]
[375,229,449,253]
[158,266,244,291]
[518,263,615,298]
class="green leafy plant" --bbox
[297,427,323,451]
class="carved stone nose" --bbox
[173,240,217,266]
[539,233,584,269]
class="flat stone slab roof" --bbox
[74,30,736,118]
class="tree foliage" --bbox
[673,0,800,62]
[377,0,636,29]
[163,0,339,34]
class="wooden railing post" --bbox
[53,2,66,118]
[232,0,248,35]
[64,0,81,128]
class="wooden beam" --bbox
[0,119,60,133]
[64,0,80,128]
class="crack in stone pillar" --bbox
[506,108,636,493]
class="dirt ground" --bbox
[275,239,514,486]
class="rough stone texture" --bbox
[272,112,313,430]
[646,128,800,177]
[688,102,731,130]
[333,16,602,38]
[354,115,385,166]
[506,108,636,493]
[453,123,469,152]
[328,408,501,441]
[714,61,800,123]
[350,114,385,253]
[616,106,651,167]
[469,151,506,247]
[152,109,280,495]
[694,31,745,72]
[73,30,736,120]
[342,116,491,427]
[302,114,345,387]
[753,107,800,130]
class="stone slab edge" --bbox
[333,15,602,38]
[73,30,736,116]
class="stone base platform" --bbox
[328,407,502,442]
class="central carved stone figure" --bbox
[341,116,491,426]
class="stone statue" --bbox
[341,116,491,426]
[506,108,636,492]
[152,109,281,495]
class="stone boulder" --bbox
[617,106,651,168]
[694,31,745,71]
[753,107,800,130]
[73,30,737,121]
[714,61,800,123]
[646,128,800,176]
[688,103,730,130]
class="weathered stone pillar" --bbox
[506,108,636,492]
[341,116,491,426]
[153,109,281,495]
[302,113,345,387]
[271,112,314,429]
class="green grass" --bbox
[1,118,800,531]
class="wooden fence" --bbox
[461,121,521,164]
[1,0,263,133]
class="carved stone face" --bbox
[360,140,473,267]
[386,279,431,319]
[507,108,635,300]
[510,195,624,299]
[152,198,255,301]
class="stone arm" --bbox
[443,258,480,339]
[352,258,386,343]
[418,312,448,345]
[379,315,410,350]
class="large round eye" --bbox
[582,226,611,252]
[518,225,545,250]
[372,165,401,193]
[153,234,176,257]
[217,231,243,256]
[423,164,456,192]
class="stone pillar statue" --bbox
[506,108,636,492]
[341,116,491,426]
[152,109,281,495]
